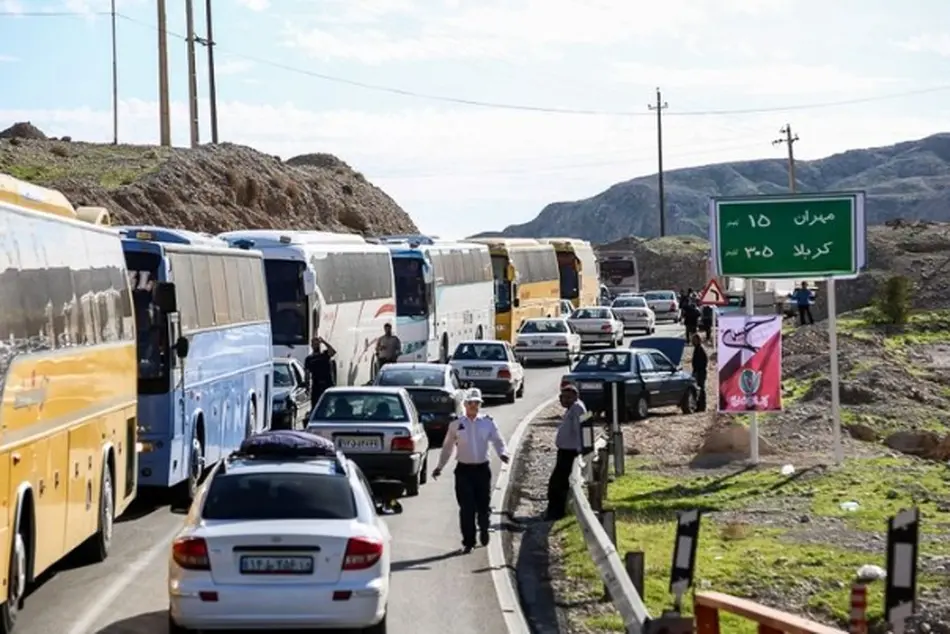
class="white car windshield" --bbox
[520,320,568,334]
[312,392,408,421]
[612,298,647,308]
[453,342,507,361]
[572,308,610,319]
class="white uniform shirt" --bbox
[436,413,508,469]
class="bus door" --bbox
[422,258,436,357]
[155,283,190,476]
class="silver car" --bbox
[611,296,656,335]
[306,387,431,496]
[448,339,526,403]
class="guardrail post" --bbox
[694,602,720,634]
[598,509,616,601]
[587,481,603,512]
[624,551,645,599]
[849,582,867,634]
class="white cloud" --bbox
[0,99,943,237]
[235,0,270,11]
[285,0,787,63]
[895,33,950,57]
[612,62,900,95]
[0,0,22,13]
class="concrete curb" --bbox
[488,395,559,634]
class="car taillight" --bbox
[600,324,612,331]
[391,437,414,452]
[342,537,383,570]
[497,368,512,379]
[172,537,210,570]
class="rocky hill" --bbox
[481,132,950,243]
[0,122,417,235]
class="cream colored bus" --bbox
[539,238,600,308]
[0,175,137,631]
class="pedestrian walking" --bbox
[683,299,700,340]
[432,388,509,553]
[700,304,714,343]
[691,333,709,411]
[544,385,587,521]
[376,323,401,370]
[789,281,816,326]
[303,336,336,413]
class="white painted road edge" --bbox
[488,395,558,634]
[68,522,184,634]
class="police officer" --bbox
[432,388,509,553]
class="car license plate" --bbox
[466,369,492,377]
[534,339,550,346]
[240,556,314,575]
[579,381,602,390]
[335,436,382,451]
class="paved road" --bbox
[18,324,683,634]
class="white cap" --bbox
[463,387,483,403]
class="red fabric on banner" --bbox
[718,329,783,412]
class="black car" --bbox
[561,338,698,420]
[371,362,463,442]
[270,358,310,430]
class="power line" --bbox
[0,11,109,16]
[111,12,950,118]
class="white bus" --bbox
[597,249,641,298]
[377,235,494,363]
[218,230,396,386]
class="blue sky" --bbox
[2,0,950,237]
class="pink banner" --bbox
[716,314,783,413]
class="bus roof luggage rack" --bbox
[228,430,346,473]
[376,234,437,246]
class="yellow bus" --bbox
[0,174,137,631]
[539,238,600,308]
[470,238,560,343]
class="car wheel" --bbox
[363,612,387,634]
[504,389,516,404]
[680,389,698,414]
[516,378,525,398]
[168,612,193,633]
[419,455,428,485]
[79,466,114,564]
[0,527,27,633]
[632,394,649,420]
[404,470,421,497]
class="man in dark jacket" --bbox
[682,299,701,340]
[700,304,714,342]
[691,333,709,411]
[304,336,336,412]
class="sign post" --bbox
[885,508,919,634]
[669,509,701,612]
[709,192,866,464]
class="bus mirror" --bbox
[153,282,177,313]
[302,269,317,295]
[174,336,190,359]
[513,297,520,308]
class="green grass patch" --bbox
[782,375,817,404]
[557,457,950,631]
[3,143,170,190]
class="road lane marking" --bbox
[488,394,557,634]
[68,522,183,634]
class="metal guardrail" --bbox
[570,436,652,634]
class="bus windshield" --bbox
[491,255,511,312]
[264,259,308,346]
[124,251,167,383]
[601,259,636,279]
[556,252,579,300]
[392,257,427,317]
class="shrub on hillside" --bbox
[871,275,912,326]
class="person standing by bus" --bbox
[304,336,336,412]
[376,323,402,368]
[432,388,510,553]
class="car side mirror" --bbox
[174,336,190,359]
[513,298,520,308]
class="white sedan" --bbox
[449,339,525,403]
[514,317,582,365]
[168,431,395,633]
[610,296,656,335]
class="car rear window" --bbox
[312,392,408,421]
[202,472,357,520]
[520,320,567,333]
[644,291,673,300]
[612,298,646,308]
[572,308,609,319]
[377,368,445,387]
[452,342,507,360]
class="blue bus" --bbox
[119,226,273,503]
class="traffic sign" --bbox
[885,508,919,634]
[698,278,728,306]
[709,192,867,278]
[669,509,701,606]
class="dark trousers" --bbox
[798,305,814,326]
[694,371,707,411]
[310,382,330,411]
[545,449,579,520]
[454,462,492,547]
[701,320,712,342]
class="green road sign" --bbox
[709,192,866,278]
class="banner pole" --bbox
[744,281,759,464]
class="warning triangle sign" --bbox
[699,278,728,306]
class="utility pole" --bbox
[185,0,200,148]
[110,0,118,144]
[195,0,219,143]
[648,87,669,236]
[157,0,171,146]
[772,123,799,192]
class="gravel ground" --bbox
[504,343,950,633]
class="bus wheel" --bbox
[0,529,27,633]
[475,326,484,340]
[80,467,114,564]
[178,435,204,507]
